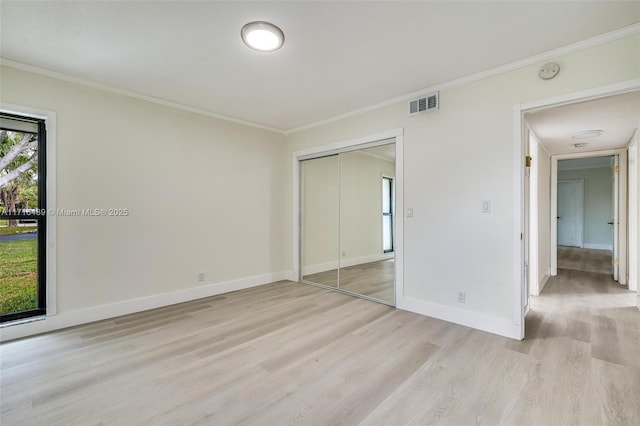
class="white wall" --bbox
[628,131,639,294]
[301,150,395,275]
[558,166,613,250]
[0,65,288,340]
[285,34,640,338]
[537,141,552,293]
[301,155,340,274]
[340,151,395,263]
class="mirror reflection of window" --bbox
[300,142,396,305]
[382,176,394,253]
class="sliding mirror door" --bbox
[339,145,395,304]
[301,155,339,287]
[300,142,396,305]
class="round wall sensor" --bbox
[539,62,560,80]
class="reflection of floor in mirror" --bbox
[302,259,394,304]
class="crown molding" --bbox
[285,23,640,135]
[1,23,638,136]
[0,58,285,134]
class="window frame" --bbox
[382,175,394,254]
[0,105,56,324]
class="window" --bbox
[0,113,47,322]
[382,176,393,253]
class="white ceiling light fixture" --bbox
[241,21,284,52]
[570,130,603,139]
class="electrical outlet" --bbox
[457,291,466,304]
[198,272,205,282]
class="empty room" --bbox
[1,1,639,425]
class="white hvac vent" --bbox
[409,92,439,116]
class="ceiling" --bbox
[1,1,639,132]
[526,91,640,155]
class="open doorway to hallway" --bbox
[557,156,615,277]
[520,88,639,344]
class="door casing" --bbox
[513,79,639,340]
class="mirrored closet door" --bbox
[300,142,396,305]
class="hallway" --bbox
[517,247,639,423]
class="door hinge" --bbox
[615,165,620,172]
[614,258,619,265]
[525,156,532,167]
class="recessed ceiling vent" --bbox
[409,92,439,116]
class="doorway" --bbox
[516,84,640,340]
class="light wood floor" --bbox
[303,259,395,303]
[1,267,639,425]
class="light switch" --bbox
[482,201,491,213]
[406,208,414,218]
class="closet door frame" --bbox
[293,128,404,307]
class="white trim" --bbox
[538,273,551,294]
[529,131,539,299]
[292,128,404,306]
[627,129,638,291]
[629,129,639,148]
[0,58,284,135]
[0,270,290,342]
[512,105,525,339]
[514,82,640,341]
[0,102,57,316]
[583,243,614,251]
[302,253,394,276]
[397,297,521,340]
[393,133,404,306]
[3,24,638,136]
[520,80,640,112]
[287,24,640,134]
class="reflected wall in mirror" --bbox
[300,142,396,305]
[339,145,395,303]
[301,155,339,287]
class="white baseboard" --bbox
[0,270,290,342]
[303,261,338,276]
[397,296,521,340]
[583,243,613,251]
[285,270,297,282]
[302,253,394,276]
[539,273,550,294]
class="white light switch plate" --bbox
[481,201,491,213]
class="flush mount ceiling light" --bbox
[241,21,284,52]
[570,130,603,139]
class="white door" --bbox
[557,180,584,247]
[612,155,619,281]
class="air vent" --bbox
[409,92,439,116]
